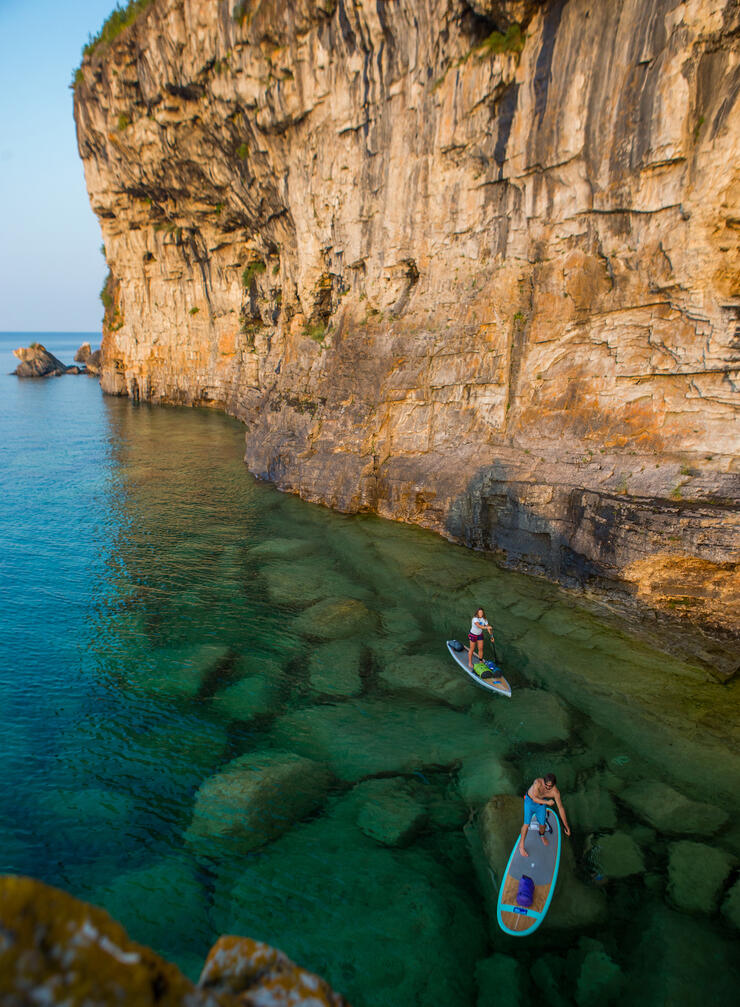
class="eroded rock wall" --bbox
[74,0,739,639]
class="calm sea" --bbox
[1,332,738,1004]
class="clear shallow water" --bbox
[1,333,739,1004]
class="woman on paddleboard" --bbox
[468,607,494,668]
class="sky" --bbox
[0,0,119,332]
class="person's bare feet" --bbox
[540,833,549,847]
[518,841,528,857]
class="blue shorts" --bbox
[524,795,547,827]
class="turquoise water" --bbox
[1,333,739,1005]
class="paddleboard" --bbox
[446,640,511,697]
[496,808,561,936]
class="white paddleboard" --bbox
[446,640,511,697]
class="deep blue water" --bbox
[1,332,738,1005]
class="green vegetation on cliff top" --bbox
[74,0,155,82]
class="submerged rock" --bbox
[210,670,283,721]
[139,643,230,701]
[293,597,377,639]
[249,536,317,560]
[37,787,137,858]
[308,639,364,696]
[721,877,740,929]
[475,953,528,1006]
[185,751,330,855]
[667,840,735,914]
[457,752,517,807]
[379,652,474,709]
[92,856,206,954]
[575,939,625,1007]
[586,831,645,879]
[271,699,494,781]
[352,778,428,847]
[210,800,486,1007]
[13,343,69,377]
[620,780,728,836]
[626,904,739,1003]
[548,842,608,931]
[482,689,570,745]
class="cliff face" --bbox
[74,0,739,643]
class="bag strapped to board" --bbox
[516,875,535,907]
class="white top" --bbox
[470,616,489,636]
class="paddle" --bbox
[490,634,500,667]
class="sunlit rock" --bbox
[185,751,330,855]
[0,875,213,1005]
[13,343,69,377]
[199,935,348,1005]
[667,840,735,914]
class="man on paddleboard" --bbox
[518,773,571,856]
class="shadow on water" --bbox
[1,352,739,1003]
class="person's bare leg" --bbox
[468,641,475,668]
[518,823,529,857]
[477,640,484,662]
[539,826,549,847]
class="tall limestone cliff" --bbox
[74,0,739,653]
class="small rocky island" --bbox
[13,342,101,377]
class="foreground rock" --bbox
[0,874,346,1005]
[13,343,69,377]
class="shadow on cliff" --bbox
[445,461,739,679]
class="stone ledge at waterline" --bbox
[0,875,348,1006]
[73,0,740,649]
